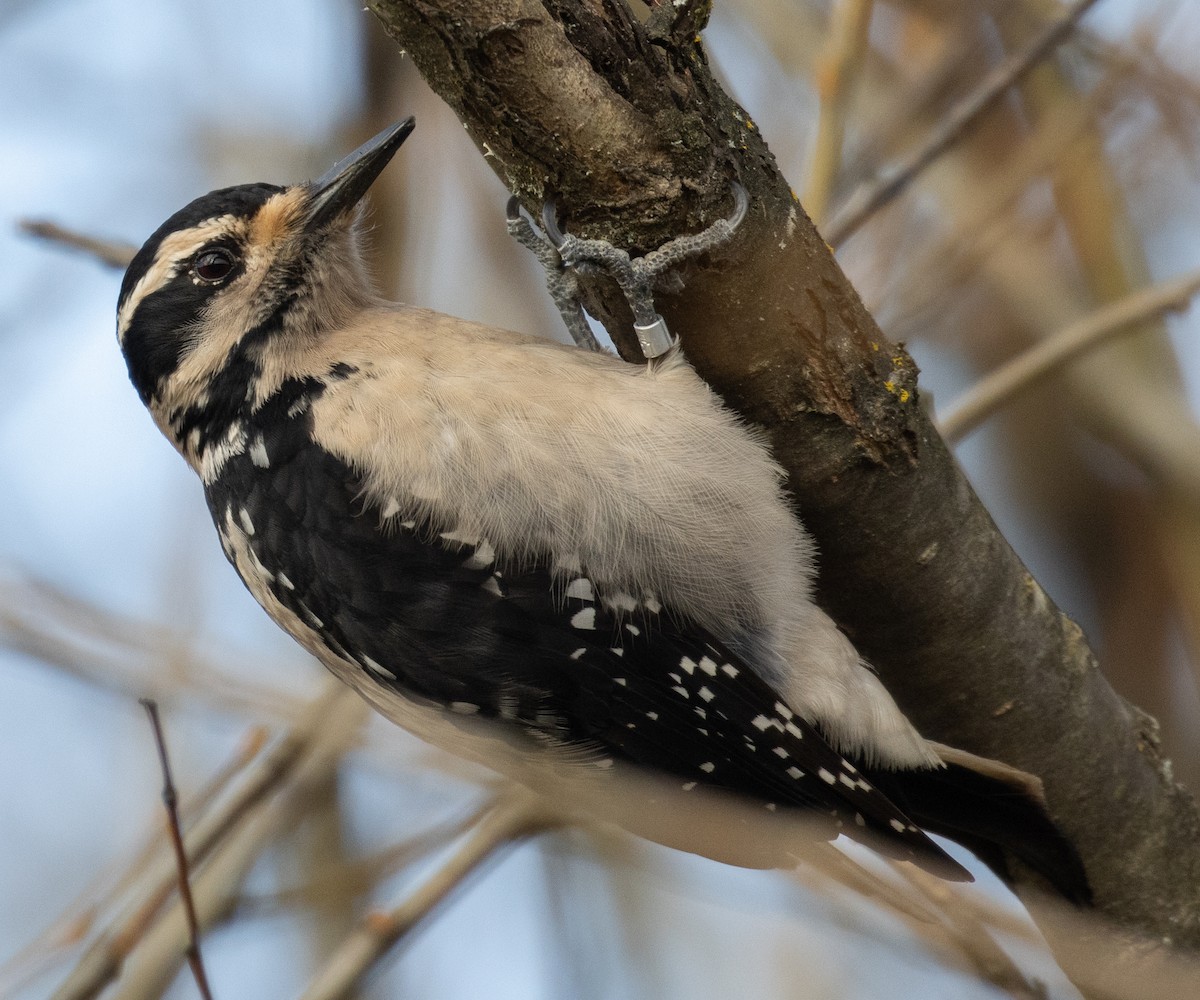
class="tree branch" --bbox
[362,0,1200,945]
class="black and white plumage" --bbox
[115,119,1089,901]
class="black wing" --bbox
[203,382,961,873]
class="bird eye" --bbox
[193,248,237,283]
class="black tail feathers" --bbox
[865,749,1092,905]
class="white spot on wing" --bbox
[361,654,396,681]
[565,578,595,601]
[238,508,255,536]
[249,434,270,468]
[571,607,596,630]
[462,539,496,570]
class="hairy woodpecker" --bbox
[115,118,1089,901]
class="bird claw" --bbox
[510,181,749,360]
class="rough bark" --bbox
[364,0,1200,946]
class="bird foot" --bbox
[508,182,748,359]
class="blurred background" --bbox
[2,0,1199,996]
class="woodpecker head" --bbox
[116,118,414,457]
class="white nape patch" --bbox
[698,656,718,676]
[198,421,248,484]
[721,664,739,678]
[570,608,596,630]
[481,575,504,597]
[565,577,595,602]
[361,654,396,681]
[569,648,587,660]
[249,434,270,469]
[238,507,256,536]
[679,656,697,675]
[277,572,295,590]
[786,766,804,780]
[818,768,836,785]
[697,686,714,702]
[699,761,715,773]
[450,702,480,715]
[462,539,496,570]
[380,497,402,519]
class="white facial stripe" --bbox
[117,215,244,341]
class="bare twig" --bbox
[937,267,1200,443]
[824,0,1102,244]
[298,790,561,1000]
[18,219,136,269]
[139,699,214,1000]
[113,689,368,1000]
[50,683,351,1000]
[0,725,265,997]
[804,0,875,225]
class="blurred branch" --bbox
[824,0,1102,245]
[299,789,560,1000]
[0,726,265,998]
[804,0,875,226]
[938,267,1200,443]
[49,683,355,1000]
[112,690,368,999]
[18,219,136,269]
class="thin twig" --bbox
[50,683,350,1000]
[937,267,1200,443]
[0,725,265,997]
[18,219,136,269]
[298,790,561,1000]
[824,0,1102,245]
[139,700,214,1000]
[113,690,368,1000]
[804,0,875,225]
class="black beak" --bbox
[305,117,415,232]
